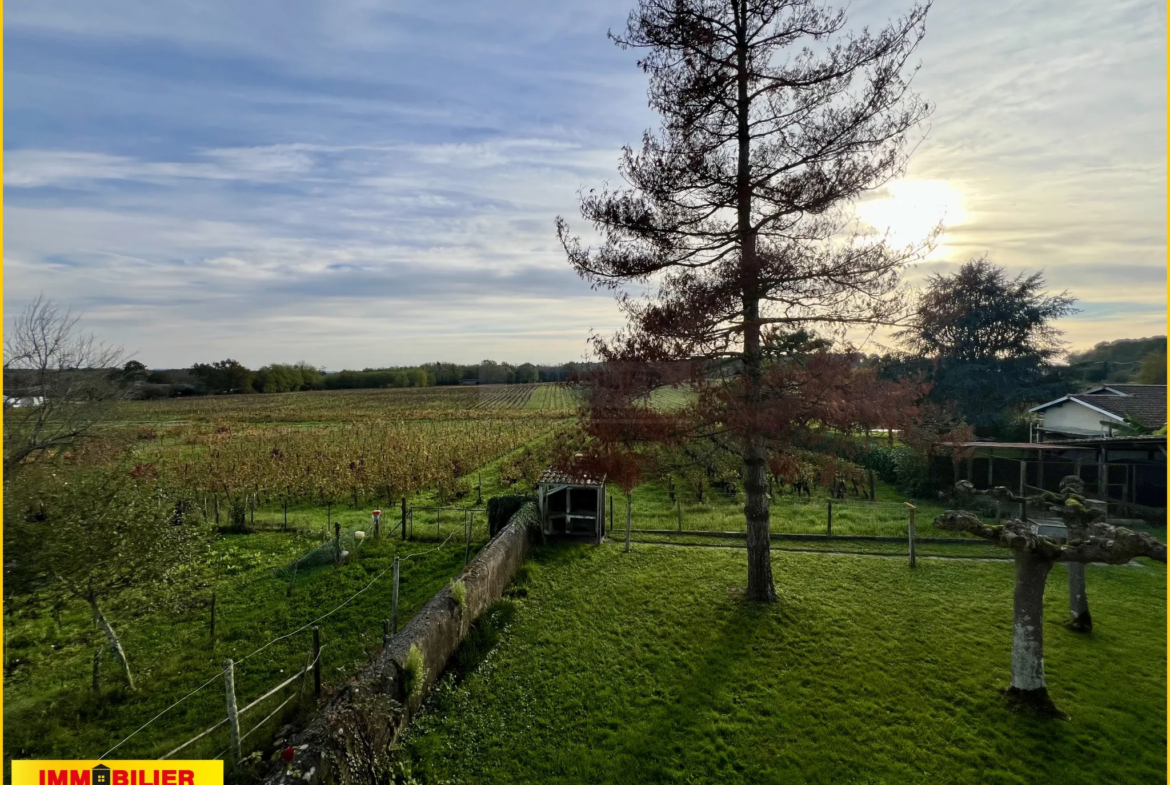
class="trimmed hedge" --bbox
[488,495,535,537]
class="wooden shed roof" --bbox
[536,468,606,486]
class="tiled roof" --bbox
[1073,385,1166,428]
[536,468,606,486]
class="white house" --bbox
[1029,384,1166,440]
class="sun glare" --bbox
[855,179,967,257]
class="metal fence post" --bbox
[827,500,833,537]
[677,499,683,532]
[312,626,321,697]
[401,497,408,541]
[624,492,632,553]
[906,502,917,569]
[224,659,241,764]
[391,558,401,635]
[609,496,614,534]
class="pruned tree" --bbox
[956,475,1101,632]
[557,0,934,600]
[935,486,1165,716]
[3,295,131,479]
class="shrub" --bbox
[402,644,427,699]
[487,495,533,536]
[449,579,467,612]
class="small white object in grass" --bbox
[355,530,366,542]
[340,550,350,560]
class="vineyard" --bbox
[109,383,579,425]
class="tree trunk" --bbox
[89,597,134,691]
[735,0,775,603]
[1006,552,1059,714]
[1066,562,1092,632]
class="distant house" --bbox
[1029,384,1167,440]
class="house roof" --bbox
[536,468,606,487]
[1029,384,1167,428]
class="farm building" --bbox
[1029,384,1166,440]
[536,468,606,544]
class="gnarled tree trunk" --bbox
[1008,551,1054,711]
[1066,562,1091,632]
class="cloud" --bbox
[3,0,1165,366]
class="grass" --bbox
[402,542,1167,785]
[2,427,557,768]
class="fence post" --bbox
[334,522,341,565]
[391,558,400,635]
[676,499,683,532]
[624,492,632,553]
[436,508,441,539]
[312,626,321,697]
[209,593,217,647]
[905,502,917,569]
[382,619,390,650]
[401,497,408,541]
[477,471,483,505]
[827,500,832,537]
[373,510,381,541]
[224,659,242,764]
[464,511,472,564]
[609,496,614,534]
[868,469,876,501]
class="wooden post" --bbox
[209,593,217,647]
[827,500,833,537]
[477,471,483,505]
[624,491,632,553]
[382,619,390,650]
[1019,459,1026,495]
[609,495,614,534]
[391,558,400,635]
[401,497,408,541]
[334,522,341,565]
[676,499,683,532]
[224,659,242,764]
[312,627,321,697]
[373,511,381,541]
[906,503,917,569]
[464,511,472,564]
[868,469,876,501]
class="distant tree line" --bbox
[128,359,592,398]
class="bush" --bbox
[487,495,533,536]
[402,644,427,699]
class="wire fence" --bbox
[98,533,459,764]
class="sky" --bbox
[4,0,1166,369]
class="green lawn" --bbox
[403,543,1167,785]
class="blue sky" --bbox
[4,0,1165,369]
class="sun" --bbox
[855,179,967,257]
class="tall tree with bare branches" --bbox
[4,296,131,478]
[558,0,934,600]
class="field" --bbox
[4,384,576,767]
[404,543,1167,785]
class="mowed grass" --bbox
[403,543,1167,785]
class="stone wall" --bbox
[263,504,538,785]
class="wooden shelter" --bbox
[536,468,606,544]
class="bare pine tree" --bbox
[558,0,934,600]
